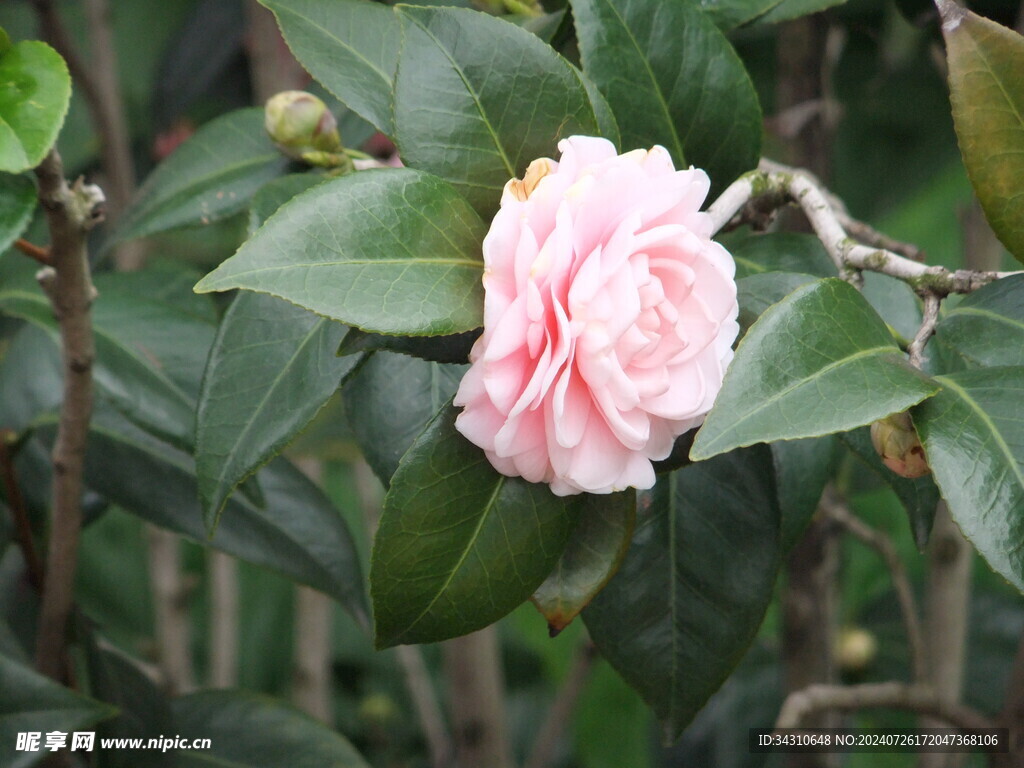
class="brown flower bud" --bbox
[870,411,930,479]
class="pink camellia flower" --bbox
[453,136,739,496]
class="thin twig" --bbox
[776,683,995,730]
[395,645,454,768]
[524,643,597,768]
[707,165,1021,294]
[13,238,53,267]
[0,435,46,591]
[908,294,942,370]
[823,496,926,683]
[208,551,239,689]
[32,150,102,682]
[146,526,197,694]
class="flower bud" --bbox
[870,411,930,479]
[836,627,878,674]
[264,91,342,160]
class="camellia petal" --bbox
[453,136,739,495]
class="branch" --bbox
[776,683,995,730]
[208,551,239,688]
[395,644,454,768]
[13,238,53,267]
[146,526,196,694]
[524,642,597,768]
[823,496,926,683]
[708,164,1021,294]
[908,294,942,370]
[0,434,46,591]
[32,150,102,682]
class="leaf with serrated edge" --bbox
[934,274,1024,369]
[583,446,780,738]
[691,278,939,460]
[196,291,359,527]
[394,5,599,216]
[940,0,1024,263]
[259,0,400,136]
[0,41,71,172]
[531,491,636,635]
[913,367,1024,591]
[113,108,288,244]
[371,403,582,647]
[195,169,486,336]
[570,0,761,196]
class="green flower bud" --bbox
[264,91,342,160]
[870,411,930,479]
[836,626,878,674]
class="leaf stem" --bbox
[0,434,46,591]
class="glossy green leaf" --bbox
[913,367,1024,591]
[531,491,636,635]
[773,436,838,551]
[840,427,939,550]
[173,690,370,768]
[0,40,71,172]
[35,408,368,624]
[575,66,621,149]
[197,291,360,528]
[728,232,836,280]
[0,276,213,449]
[583,447,780,738]
[259,0,401,136]
[934,274,1024,369]
[195,169,487,335]
[371,403,581,648]
[94,263,219,325]
[691,278,939,460]
[736,271,819,336]
[394,5,599,216]
[0,652,117,768]
[343,352,466,485]
[248,172,325,234]
[113,108,288,244]
[0,173,35,256]
[337,327,478,364]
[940,1,1024,262]
[570,0,761,195]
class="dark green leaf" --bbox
[94,263,218,325]
[691,279,939,460]
[0,41,71,172]
[583,447,780,738]
[113,108,289,244]
[940,1,1024,262]
[35,408,368,624]
[343,352,466,485]
[87,646,175,768]
[575,66,621,149]
[862,271,922,345]
[259,0,401,136]
[840,427,939,550]
[196,291,359,528]
[173,690,370,768]
[0,277,214,449]
[913,367,1024,591]
[248,173,326,234]
[570,0,761,195]
[773,436,838,551]
[728,232,836,279]
[0,651,117,768]
[337,327,478,364]
[394,5,599,216]
[934,274,1024,369]
[531,491,636,635]
[195,169,487,336]
[698,0,847,29]
[736,271,819,336]
[0,173,35,256]
[371,403,581,648]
